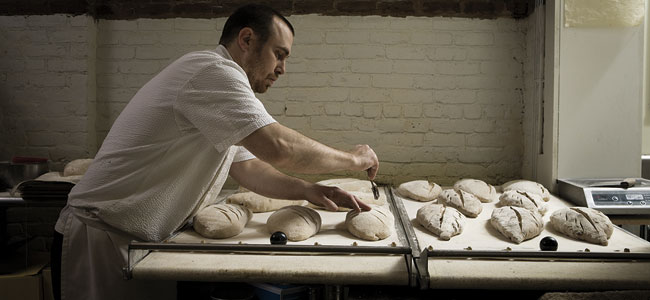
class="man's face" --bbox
[243,17,293,93]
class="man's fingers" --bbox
[322,198,339,211]
[356,197,372,211]
[349,195,361,212]
[367,166,378,180]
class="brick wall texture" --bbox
[2,14,528,186]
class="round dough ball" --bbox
[193,203,252,239]
[63,158,93,177]
[345,205,394,241]
[267,206,321,241]
[499,190,547,215]
[501,179,551,202]
[396,180,442,202]
[453,178,497,203]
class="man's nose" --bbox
[276,60,285,75]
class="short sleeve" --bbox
[175,61,276,152]
[233,146,256,162]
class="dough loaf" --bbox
[396,180,442,202]
[550,207,613,246]
[226,192,307,213]
[317,178,372,193]
[309,178,385,211]
[490,206,543,244]
[437,189,482,218]
[501,180,551,202]
[345,205,394,241]
[63,158,93,177]
[267,206,321,241]
[193,203,252,239]
[453,178,497,203]
[498,190,547,215]
[417,203,465,240]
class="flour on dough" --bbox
[417,203,465,240]
[501,180,551,202]
[345,205,394,241]
[453,178,497,203]
[63,158,94,177]
[437,189,482,218]
[226,192,307,213]
[193,203,252,239]
[490,206,543,244]
[498,190,547,215]
[550,207,613,246]
[309,178,385,211]
[396,180,442,202]
[267,206,321,241]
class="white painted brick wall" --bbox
[0,15,96,169]
[1,14,531,187]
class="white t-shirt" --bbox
[55,45,276,241]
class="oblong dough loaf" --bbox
[550,207,613,245]
[437,189,482,218]
[453,178,497,203]
[63,158,93,177]
[193,203,252,239]
[499,190,547,215]
[267,206,321,241]
[490,206,543,244]
[317,178,372,193]
[345,205,394,241]
[227,192,307,213]
[417,203,465,240]
[501,180,551,202]
[310,179,386,211]
[396,180,442,202]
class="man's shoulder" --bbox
[177,49,243,75]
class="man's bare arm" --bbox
[237,123,378,179]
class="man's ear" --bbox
[237,27,254,52]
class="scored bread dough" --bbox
[396,180,442,202]
[267,206,321,241]
[193,203,252,239]
[501,179,551,202]
[226,192,307,213]
[498,190,547,215]
[490,206,544,244]
[309,178,385,211]
[550,207,613,246]
[63,158,93,177]
[453,178,497,203]
[417,203,465,240]
[345,205,394,241]
[437,189,483,218]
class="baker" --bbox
[51,4,378,300]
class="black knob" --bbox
[539,236,558,251]
[270,231,287,245]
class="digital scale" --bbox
[557,178,650,215]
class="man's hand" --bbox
[350,144,379,180]
[305,184,372,212]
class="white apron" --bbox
[59,148,237,300]
[59,213,177,300]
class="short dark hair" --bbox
[219,4,294,46]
